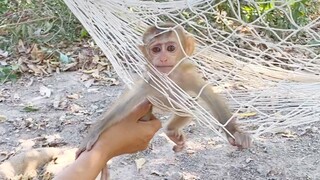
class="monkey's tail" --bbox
[0,147,64,179]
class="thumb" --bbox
[138,115,162,131]
[127,99,152,121]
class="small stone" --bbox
[0,115,7,122]
[246,157,253,163]
[186,149,195,154]
[311,127,319,133]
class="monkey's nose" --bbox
[160,59,168,62]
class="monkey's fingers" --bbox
[166,130,186,152]
[86,135,100,151]
[228,132,252,149]
[75,148,84,159]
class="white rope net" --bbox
[64,0,320,139]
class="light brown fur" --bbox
[76,22,252,179]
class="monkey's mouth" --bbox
[155,66,174,73]
[155,65,174,68]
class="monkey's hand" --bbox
[75,133,100,159]
[227,131,252,149]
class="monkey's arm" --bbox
[185,72,251,148]
[77,80,149,157]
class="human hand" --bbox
[94,100,161,158]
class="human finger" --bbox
[127,99,152,121]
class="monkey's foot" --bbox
[228,131,252,149]
[166,130,186,152]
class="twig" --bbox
[0,16,56,28]
[0,152,14,162]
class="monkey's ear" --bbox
[184,35,195,56]
[138,44,148,57]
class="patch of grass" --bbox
[0,0,88,52]
[0,64,20,83]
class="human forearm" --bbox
[54,101,161,180]
[53,143,112,180]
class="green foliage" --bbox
[23,105,39,112]
[0,65,20,83]
[215,0,319,29]
[0,0,9,14]
[0,0,88,52]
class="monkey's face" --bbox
[147,34,185,73]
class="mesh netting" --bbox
[63,0,320,138]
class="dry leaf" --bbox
[62,62,78,71]
[27,64,42,75]
[186,149,195,154]
[39,85,52,97]
[31,44,45,61]
[92,55,100,62]
[67,93,80,100]
[82,69,96,74]
[0,49,8,58]
[91,69,100,79]
[69,104,82,113]
[238,112,257,118]
[83,79,95,88]
[17,40,26,53]
[135,158,146,170]
[26,79,34,87]
[0,115,7,122]
[207,140,216,145]
[80,74,90,81]
[279,129,296,138]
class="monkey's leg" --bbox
[165,115,191,152]
[76,81,149,158]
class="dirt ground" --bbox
[0,71,320,180]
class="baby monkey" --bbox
[77,22,251,159]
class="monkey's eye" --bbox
[167,45,176,52]
[151,46,161,53]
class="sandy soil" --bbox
[0,72,319,180]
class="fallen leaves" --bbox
[238,112,257,119]
[0,89,10,102]
[0,49,9,58]
[5,40,118,86]
[277,129,296,138]
[23,105,39,112]
[68,104,82,113]
[135,158,146,170]
[66,93,80,100]
[0,115,7,122]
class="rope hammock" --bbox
[63,0,320,139]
